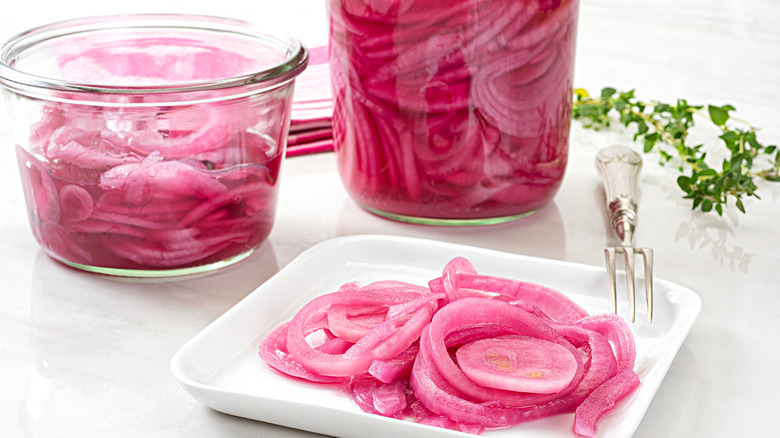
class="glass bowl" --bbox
[0,14,308,277]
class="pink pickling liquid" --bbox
[17,138,282,271]
[329,0,578,221]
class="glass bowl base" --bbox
[51,248,255,278]
[359,204,540,226]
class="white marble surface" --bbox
[1,1,779,437]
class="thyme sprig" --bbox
[572,87,780,215]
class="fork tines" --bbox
[605,246,654,323]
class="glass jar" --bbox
[0,15,308,276]
[328,0,578,225]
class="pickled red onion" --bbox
[258,322,348,384]
[368,341,419,383]
[421,297,585,407]
[455,336,579,394]
[284,282,434,377]
[257,256,639,437]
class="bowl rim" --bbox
[0,13,309,96]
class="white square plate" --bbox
[171,235,701,437]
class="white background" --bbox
[1,1,780,438]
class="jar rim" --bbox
[0,13,309,96]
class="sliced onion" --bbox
[100,152,229,204]
[285,284,432,377]
[371,378,409,416]
[422,297,584,407]
[257,322,348,384]
[327,303,388,342]
[369,341,419,383]
[349,373,408,419]
[58,184,94,223]
[573,370,640,437]
[435,257,589,323]
[455,335,579,394]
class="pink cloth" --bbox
[287,45,334,157]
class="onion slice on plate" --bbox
[455,335,579,394]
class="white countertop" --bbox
[1,1,779,437]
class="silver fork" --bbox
[595,145,654,323]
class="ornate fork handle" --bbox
[595,145,642,247]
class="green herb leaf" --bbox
[708,105,731,126]
[736,198,746,213]
[677,175,692,192]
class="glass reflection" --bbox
[19,243,279,436]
